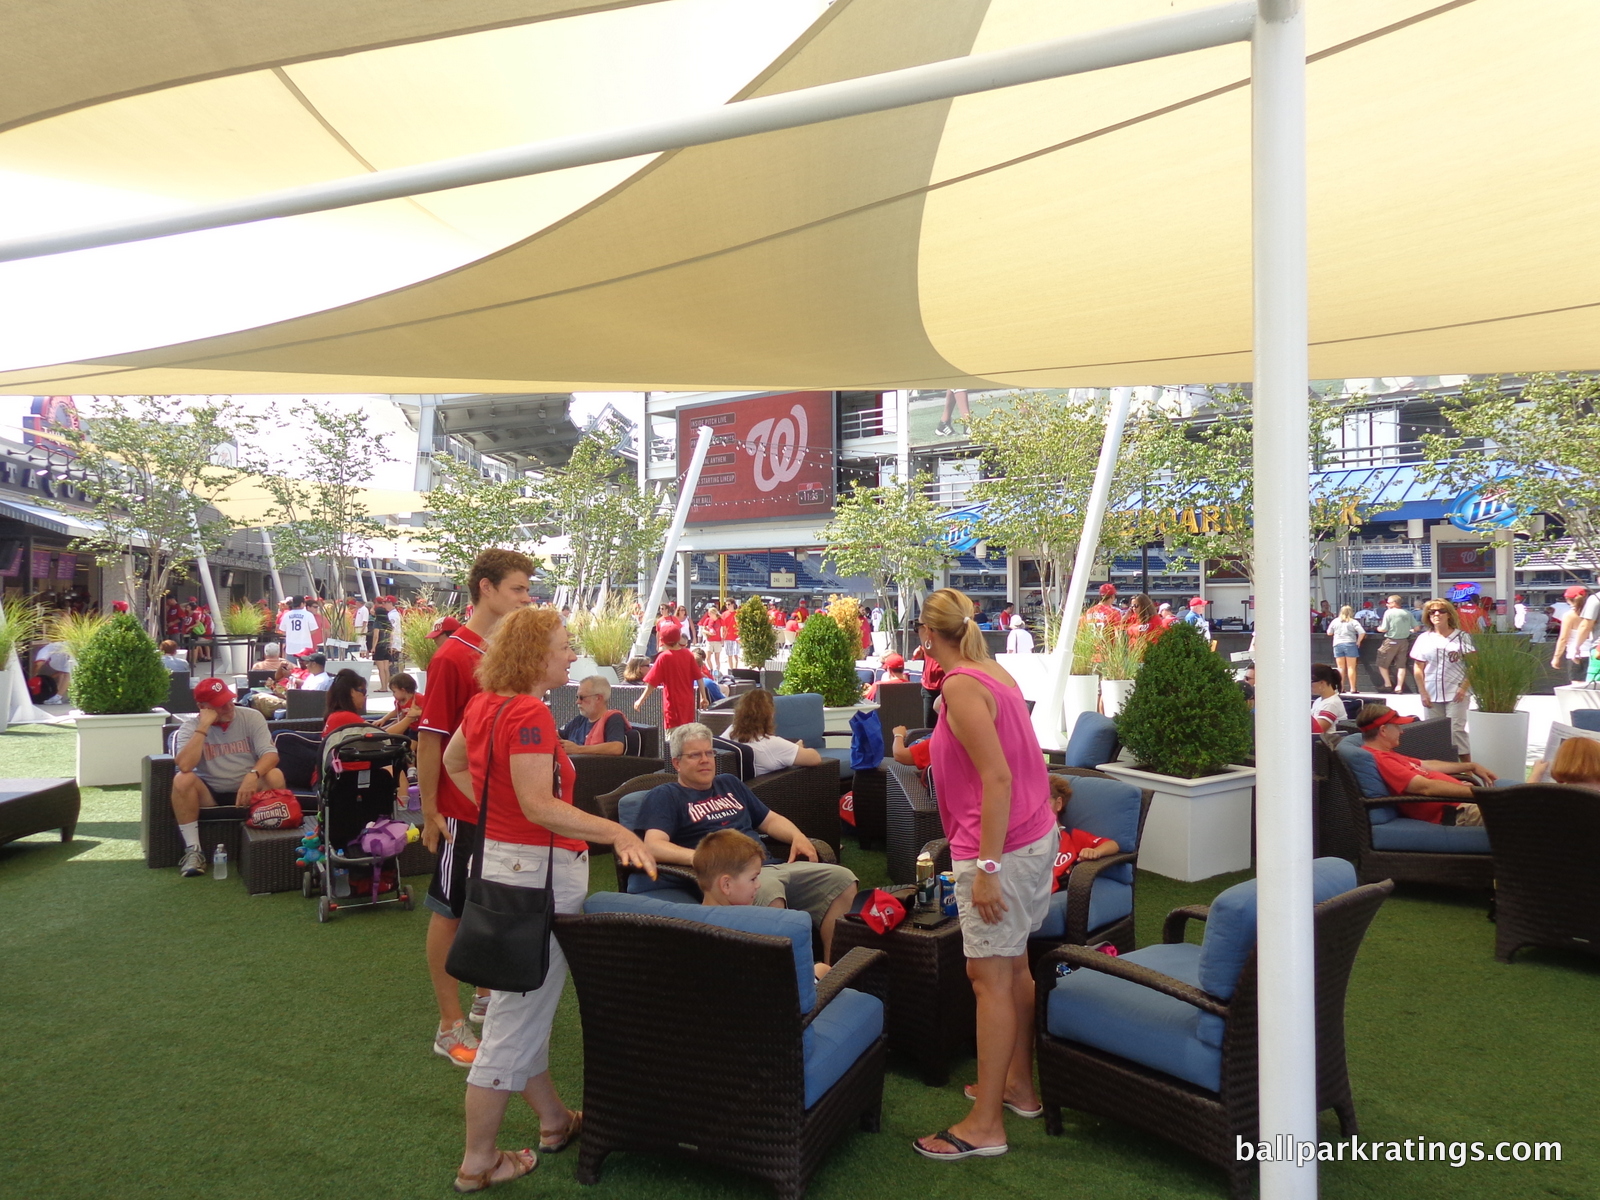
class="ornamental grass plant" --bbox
[48,610,110,667]
[220,601,269,637]
[780,612,862,707]
[1115,620,1251,778]
[575,594,637,668]
[1094,623,1147,681]
[71,613,169,715]
[0,598,42,666]
[399,607,454,671]
[1462,626,1541,713]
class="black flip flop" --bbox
[913,1129,1009,1161]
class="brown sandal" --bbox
[452,1148,537,1193]
[539,1110,584,1154]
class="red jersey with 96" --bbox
[461,692,585,851]
[419,625,486,821]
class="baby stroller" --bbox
[303,726,416,922]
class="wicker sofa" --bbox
[0,778,81,847]
[557,895,886,1200]
[1035,859,1391,1198]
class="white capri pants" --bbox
[465,840,589,1094]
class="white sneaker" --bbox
[469,993,490,1025]
[179,845,207,877]
[433,1019,479,1066]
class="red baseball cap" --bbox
[1564,586,1588,601]
[1098,583,1118,598]
[1188,597,1207,609]
[1355,709,1416,732]
[193,677,236,708]
[657,619,682,645]
[882,652,906,670]
[426,616,460,640]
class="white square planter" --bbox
[1096,761,1256,882]
[75,709,170,787]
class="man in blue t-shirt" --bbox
[639,723,857,959]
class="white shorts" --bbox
[952,828,1057,959]
[465,840,590,1093]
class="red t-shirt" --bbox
[720,611,739,640]
[461,693,585,851]
[322,709,367,738]
[1364,746,1458,823]
[701,613,721,642]
[645,646,699,728]
[1051,827,1111,892]
[419,626,487,821]
[919,655,945,692]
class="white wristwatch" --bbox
[977,858,1002,875]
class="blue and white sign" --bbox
[1447,479,1521,533]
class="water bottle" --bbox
[212,843,228,880]
[332,867,351,898]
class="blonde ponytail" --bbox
[921,588,991,661]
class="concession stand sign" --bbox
[678,391,835,525]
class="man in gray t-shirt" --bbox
[170,678,285,876]
[1376,596,1420,695]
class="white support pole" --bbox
[631,425,715,659]
[1032,386,1134,749]
[0,4,1254,264]
[190,517,226,644]
[259,528,286,602]
[1252,3,1315,1199]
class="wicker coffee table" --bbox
[830,908,974,1086]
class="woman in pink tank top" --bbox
[913,589,1057,1163]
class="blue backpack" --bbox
[849,709,885,771]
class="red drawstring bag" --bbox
[839,790,856,827]
[858,888,906,934]
[245,789,303,829]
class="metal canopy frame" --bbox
[9,3,1315,1192]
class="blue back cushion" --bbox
[1065,712,1120,769]
[774,693,826,749]
[1197,858,1358,1001]
[1059,774,1140,885]
[584,890,817,1013]
[617,790,653,832]
[1336,736,1390,799]
[1571,710,1600,733]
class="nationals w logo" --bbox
[746,403,809,492]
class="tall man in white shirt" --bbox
[353,599,370,652]
[277,596,317,659]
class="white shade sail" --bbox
[0,0,1593,396]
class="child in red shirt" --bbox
[1046,774,1119,892]
[637,620,700,729]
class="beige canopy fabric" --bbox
[209,476,428,525]
[1,0,1595,395]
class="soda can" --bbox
[938,872,957,917]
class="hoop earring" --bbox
[922,640,933,652]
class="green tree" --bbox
[1142,389,1370,585]
[1416,374,1600,561]
[966,391,1163,626]
[413,454,547,590]
[778,612,861,707]
[817,474,953,638]
[1114,621,1251,777]
[49,395,251,634]
[536,432,667,603]
[72,613,170,714]
[736,595,777,668]
[257,405,392,602]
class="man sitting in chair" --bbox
[171,678,286,876]
[639,723,857,961]
[1354,702,1497,825]
[559,675,634,757]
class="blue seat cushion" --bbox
[802,986,883,1108]
[1058,775,1140,885]
[1032,876,1132,940]
[775,693,827,749]
[1335,736,1390,798]
[1370,818,1491,854]
[1065,712,1120,770]
[819,746,853,780]
[617,790,653,833]
[1367,803,1399,825]
[1570,710,1600,733]
[584,890,818,1012]
[624,872,701,900]
[1047,942,1221,1092]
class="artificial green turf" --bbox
[1,723,1594,1199]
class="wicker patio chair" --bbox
[1475,784,1600,963]
[884,756,942,885]
[1318,734,1494,890]
[750,760,844,849]
[556,898,887,1200]
[848,764,887,851]
[1035,860,1391,1199]
[870,681,922,740]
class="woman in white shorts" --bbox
[441,606,657,1193]
[911,588,1058,1164]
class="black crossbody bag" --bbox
[445,699,557,994]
